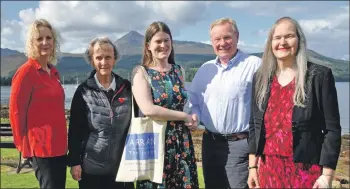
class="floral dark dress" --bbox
[258,76,322,188]
[136,64,199,189]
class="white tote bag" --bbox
[116,67,167,184]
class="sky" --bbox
[1,1,349,60]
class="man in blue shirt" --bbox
[188,18,261,188]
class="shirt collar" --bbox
[215,49,242,69]
[94,73,116,91]
[29,58,58,75]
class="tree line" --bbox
[0,68,199,86]
[1,76,86,86]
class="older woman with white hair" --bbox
[247,16,341,189]
[67,37,134,189]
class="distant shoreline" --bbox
[1,104,349,135]
[1,80,349,87]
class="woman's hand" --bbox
[312,175,333,188]
[184,114,198,130]
[70,165,82,181]
[247,168,260,188]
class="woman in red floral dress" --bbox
[247,16,341,189]
[257,76,322,188]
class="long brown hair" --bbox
[141,21,175,67]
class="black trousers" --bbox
[31,155,67,189]
[79,172,134,189]
[202,132,249,189]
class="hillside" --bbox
[115,30,214,55]
[0,48,21,56]
[1,31,349,84]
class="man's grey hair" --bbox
[84,37,120,64]
[209,17,239,35]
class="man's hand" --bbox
[70,165,82,181]
[185,114,198,130]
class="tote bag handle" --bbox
[131,66,151,119]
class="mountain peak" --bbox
[128,30,143,37]
[118,31,143,41]
[115,30,144,47]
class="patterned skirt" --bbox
[136,121,199,189]
[258,155,322,188]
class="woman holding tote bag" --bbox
[131,21,199,189]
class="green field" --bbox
[2,118,348,188]
[0,118,204,188]
[1,144,204,188]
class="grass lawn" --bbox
[1,147,204,188]
[1,118,205,188]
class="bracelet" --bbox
[248,166,258,170]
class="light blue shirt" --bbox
[187,50,261,134]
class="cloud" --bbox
[1,1,210,53]
[249,4,349,59]
[224,1,349,18]
[1,1,348,60]
[1,26,14,36]
[253,28,270,37]
[69,47,87,54]
[299,5,349,59]
[224,1,252,9]
[1,19,25,51]
[1,38,17,48]
[151,2,208,24]
[238,40,264,53]
[225,1,306,16]
[201,40,211,45]
[299,20,332,33]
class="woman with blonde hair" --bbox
[9,19,67,188]
[247,16,341,188]
[132,21,199,189]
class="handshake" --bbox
[184,114,199,131]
